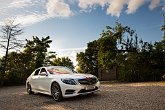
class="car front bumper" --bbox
[60,81,100,98]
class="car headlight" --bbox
[61,78,77,85]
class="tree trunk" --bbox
[0,29,11,86]
[115,66,118,80]
[0,67,5,86]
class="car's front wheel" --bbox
[51,82,63,101]
[27,83,33,94]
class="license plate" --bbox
[85,86,95,90]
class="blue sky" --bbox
[0,0,165,65]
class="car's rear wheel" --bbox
[51,82,63,101]
[27,83,33,94]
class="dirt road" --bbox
[0,82,165,110]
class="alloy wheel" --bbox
[51,82,62,101]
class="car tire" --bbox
[27,83,34,94]
[51,82,63,101]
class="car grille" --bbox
[78,77,98,85]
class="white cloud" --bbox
[0,21,3,26]
[126,0,145,14]
[0,0,12,9]
[14,13,48,26]
[107,0,127,17]
[0,0,164,26]
[78,0,107,9]
[10,0,33,8]
[0,0,73,26]
[46,0,73,17]
[78,0,97,9]
[162,5,165,11]
[18,0,73,25]
[78,0,164,17]
[78,0,127,17]
[99,0,107,7]
[149,0,160,10]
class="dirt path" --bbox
[0,82,165,110]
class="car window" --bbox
[34,69,40,76]
[40,68,47,73]
[47,66,73,74]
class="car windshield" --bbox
[47,66,74,74]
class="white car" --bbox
[26,66,100,101]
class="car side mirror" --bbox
[39,72,48,76]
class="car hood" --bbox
[52,73,96,79]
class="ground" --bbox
[0,82,165,110]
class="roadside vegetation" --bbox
[76,15,165,82]
[0,20,74,86]
[0,14,165,86]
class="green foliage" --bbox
[51,57,74,70]
[24,36,52,68]
[96,22,138,80]
[76,20,165,82]
[76,52,87,73]
[44,51,56,66]
[0,35,74,86]
[1,15,165,86]
[0,19,23,86]
[119,48,165,82]
[0,52,33,85]
[76,40,98,76]
[0,51,74,85]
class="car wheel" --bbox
[27,83,33,94]
[51,82,63,101]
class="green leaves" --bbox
[0,19,23,86]
[51,57,74,70]
[0,35,74,85]
[76,20,165,81]
[24,36,52,68]
[76,41,98,76]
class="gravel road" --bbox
[0,82,165,110]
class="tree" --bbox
[0,58,2,81]
[52,57,74,69]
[24,36,52,68]
[162,13,165,39]
[85,41,98,76]
[0,19,23,86]
[3,52,31,84]
[76,40,98,76]
[161,13,165,79]
[76,22,139,78]
[44,51,56,66]
[76,52,88,73]
[97,22,138,79]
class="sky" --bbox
[0,0,165,65]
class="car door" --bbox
[30,68,40,90]
[38,68,51,93]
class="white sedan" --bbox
[26,66,100,101]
